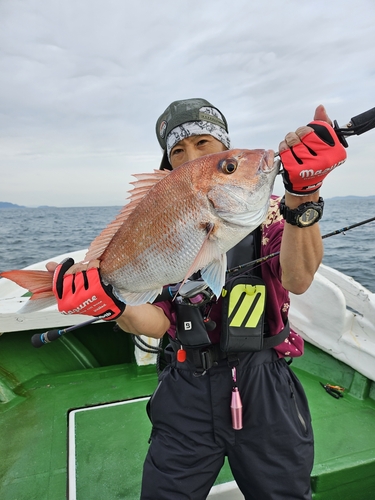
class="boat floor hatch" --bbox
[68,398,235,500]
[68,398,151,500]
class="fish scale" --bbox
[101,180,211,294]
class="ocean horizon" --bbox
[0,198,374,293]
[2,194,375,211]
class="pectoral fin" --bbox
[200,254,227,298]
[178,224,226,298]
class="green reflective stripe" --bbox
[245,292,264,328]
[228,284,266,328]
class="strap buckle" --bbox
[200,349,215,372]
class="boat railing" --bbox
[289,264,375,381]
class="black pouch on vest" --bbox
[175,303,212,348]
[220,275,266,352]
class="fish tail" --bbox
[0,269,55,301]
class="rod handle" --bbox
[350,106,375,135]
[31,329,63,348]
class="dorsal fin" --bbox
[84,169,170,262]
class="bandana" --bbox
[166,106,231,160]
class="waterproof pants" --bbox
[140,349,314,500]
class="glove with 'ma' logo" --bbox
[52,258,126,320]
[280,121,347,195]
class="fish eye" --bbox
[220,159,238,174]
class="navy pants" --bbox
[141,349,314,500]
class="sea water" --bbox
[0,198,374,292]
[319,197,375,293]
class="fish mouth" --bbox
[259,150,279,173]
[235,149,279,174]
[256,150,280,186]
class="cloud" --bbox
[1,0,375,206]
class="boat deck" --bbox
[1,324,375,499]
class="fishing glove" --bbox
[280,121,347,195]
[52,258,126,320]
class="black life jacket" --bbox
[174,227,290,352]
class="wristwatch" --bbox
[279,196,324,227]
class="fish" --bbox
[0,149,279,312]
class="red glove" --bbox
[53,258,126,320]
[280,121,347,195]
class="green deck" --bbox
[1,323,375,499]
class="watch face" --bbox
[298,208,320,227]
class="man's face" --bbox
[169,134,227,169]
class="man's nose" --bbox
[185,148,203,163]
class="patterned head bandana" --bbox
[166,106,231,160]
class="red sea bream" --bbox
[1,149,278,309]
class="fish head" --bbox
[194,148,279,229]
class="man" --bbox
[49,98,346,499]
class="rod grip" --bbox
[350,106,375,135]
[31,329,63,348]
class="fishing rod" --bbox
[321,216,375,239]
[32,214,375,347]
[30,105,375,347]
[227,215,375,276]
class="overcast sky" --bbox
[1,0,374,207]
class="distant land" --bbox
[0,201,26,209]
[1,195,375,209]
[328,195,375,200]
[0,202,54,209]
